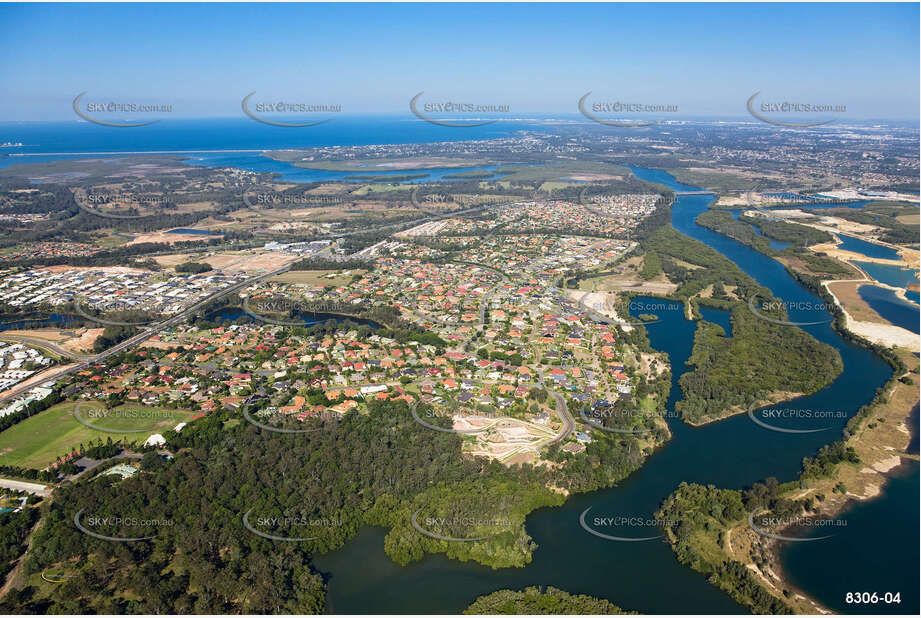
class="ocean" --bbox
[0,116,562,157]
[0,116,564,181]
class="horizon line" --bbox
[0,114,918,126]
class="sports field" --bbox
[0,401,197,469]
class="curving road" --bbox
[520,378,574,446]
[0,334,91,362]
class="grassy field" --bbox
[663,168,755,193]
[352,184,411,195]
[92,232,135,248]
[0,402,197,469]
[270,269,364,286]
[490,161,631,184]
[266,154,489,171]
[538,181,580,192]
[639,395,657,413]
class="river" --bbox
[310,168,917,614]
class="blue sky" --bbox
[0,2,918,121]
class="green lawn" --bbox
[91,232,134,248]
[0,402,197,469]
[352,184,409,195]
[639,395,658,413]
[538,181,579,192]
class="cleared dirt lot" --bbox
[1,328,101,354]
[154,251,297,273]
[40,265,147,275]
[577,256,678,295]
[128,230,224,245]
[596,280,679,294]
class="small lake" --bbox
[166,228,221,235]
[854,261,920,291]
[0,312,84,332]
[858,286,920,334]
[836,235,902,261]
[699,305,733,337]
[206,307,382,329]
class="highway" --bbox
[0,213,486,408]
[0,263,296,406]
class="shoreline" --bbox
[731,348,918,614]
[822,280,919,351]
[651,174,917,614]
[683,390,807,428]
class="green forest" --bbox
[635,222,843,425]
[655,482,794,615]
[640,226,764,300]
[677,306,843,424]
[464,586,634,614]
[5,395,651,613]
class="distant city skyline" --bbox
[1,2,918,121]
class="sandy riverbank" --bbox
[566,290,634,332]
[823,281,919,351]
[751,349,919,613]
